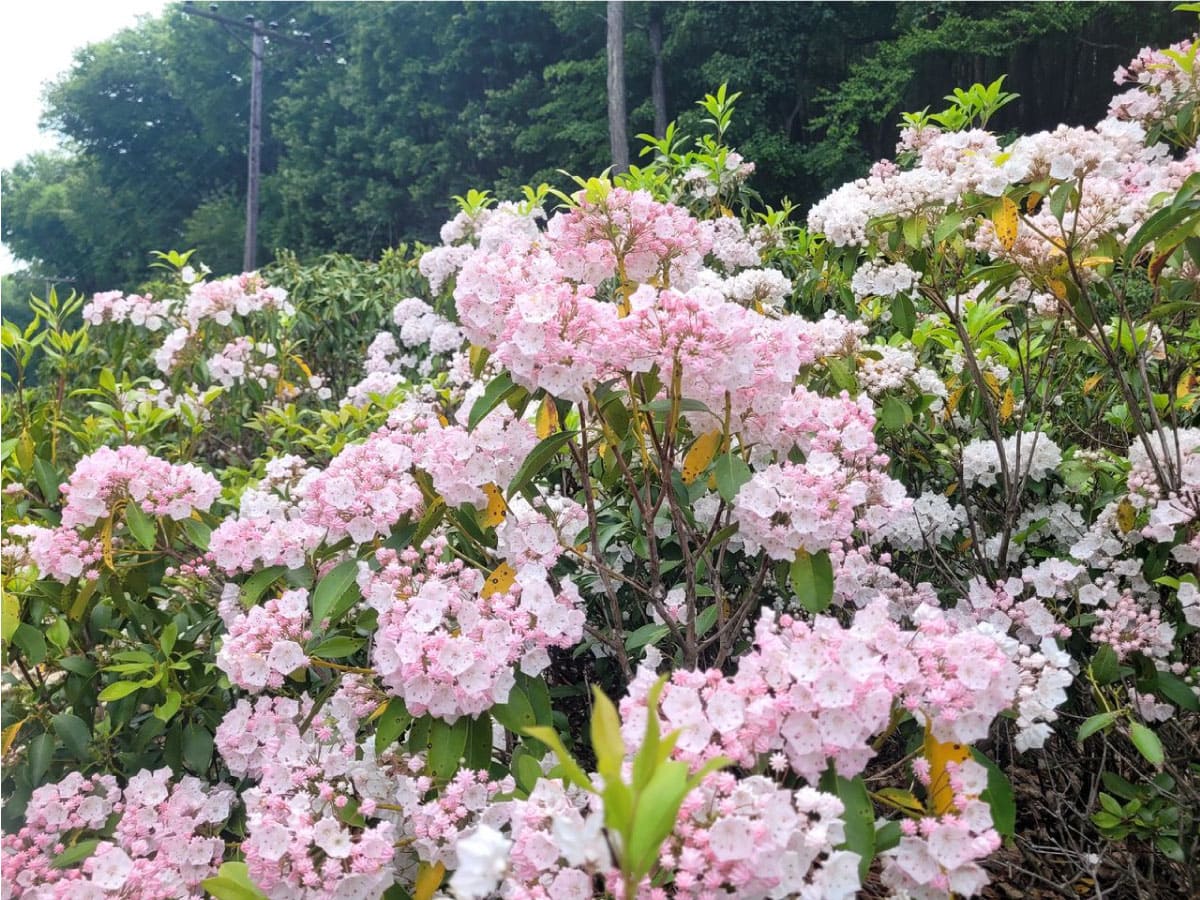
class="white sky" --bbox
[1,0,168,275]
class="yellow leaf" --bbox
[367,701,389,723]
[274,379,296,398]
[944,386,964,420]
[102,517,115,570]
[924,723,972,815]
[1083,373,1104,394]
[1025,191,1042,213]
[1177,369,1196,400]
[944,482,958,497]
[1048,279,1068,301]
[982,372,1001,399]
[999,386,1015,422]
[413,861,446,900]
[1080,256,1113,269]
[436,413,450,427]
[681,430,723,485]
[992,196,1019,251]
[1,719,25,756]
[875,786,924,816]
[290,354,313,379]
[956,537,974,553]
[1116,498,1137,534]
[536,396,560,439]
[482,561,516,598]
[481,483,508,528]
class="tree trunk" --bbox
[607,0,629,173]
[649,5,667,139]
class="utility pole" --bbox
[246,23,264,271]
[180,4,331,271]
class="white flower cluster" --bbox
[961,432,1062,489]
[850,259,919,300]
[874,490,967,551]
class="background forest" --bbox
[0,1,1183,304]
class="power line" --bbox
[179,2,332,271]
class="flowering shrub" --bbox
[3,25,1199,900]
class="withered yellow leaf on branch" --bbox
[992,196,1020,251]
[481,483,508,528]
[482,561,516,597]
[681,429,723,484]
[536,396,560,439]
[924,723,972,815]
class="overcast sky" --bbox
[1,0,168,276]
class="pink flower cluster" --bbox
[662,773,861,899]
[216,587,312,692]
[360,539,584,721]
[8,523,105,582]
[83,290,172,331]
[733,453,908,559]
[213,397,541,570]
[214,691,398,898]
[621,601,1020,784]
[59,445,220,530]
[400,769,514,868]
[14,445,219,583]
[1,769,232,899]
[546,187,711,285]
[1109,35,1200,135]
[180,272,293,329]
[881,759,1001,899]
[449,778,610,900]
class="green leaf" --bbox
[892,293,916,338]
[514,750,543,793]
[902,215,925,247]
[790,549,834,614]
[590,687,626,780]
[714,452,751,503]
[308,635,363,659]
[28,731,54,783]
[1077,710,1119,741]
[124,502,157,550]
[880,395,913,431]
[1128,722,1164,768]
[970,748,1016,837]
[51,713,91,758]
[625,622,669,651]
[934,210,964,243]
[1153,670,1200,712]
[507,430,578,499]
[183,723,214,773]
[1090,644,1121,685]
[33,457,61,503]
[627,760,691,876]
[875,820,902,853]
[160,621,178,658]
[492,685,536,733]
[311,559,360,628]
[832,773,876,881]
[50,838,100,869]
[182,517,211,551]
[154,689,182,722]
[429,717,469,780]
[202,862,267,900]
[375,698,413,753]
[468,372,519,430]
[465,713,493,770]
[98,680,142,702]
[240,565,288,607]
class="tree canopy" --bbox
[2,1,1184,294]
